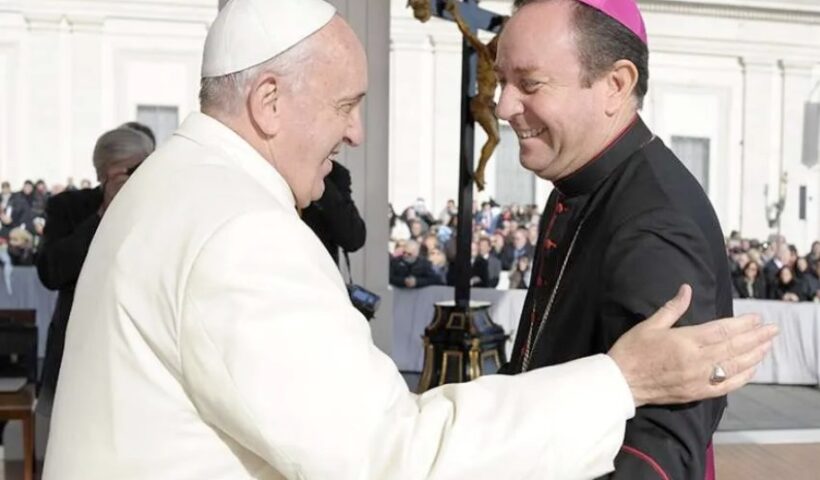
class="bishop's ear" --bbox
[604,59,639,115]
[248,71,282,137]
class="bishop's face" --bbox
[495,0,612,182]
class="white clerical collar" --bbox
[174,112,297,211]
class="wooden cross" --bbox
[411,0,506,307]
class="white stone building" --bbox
[0,0,818,459]
[0,0,216,187]
[390,0,820,252]
[1,0,818,247]
[0,0,817,358]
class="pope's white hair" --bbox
[199,35,317,115]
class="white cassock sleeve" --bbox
[179,210,635,480]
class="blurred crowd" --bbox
[389,198,540,290]
[728,233,820,303]
[389,197,820,303]
[0,177,92,267]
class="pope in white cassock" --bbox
[43,1,777,479]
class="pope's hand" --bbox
[608,285,778,408]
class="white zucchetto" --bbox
[202,0,336,78]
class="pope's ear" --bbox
[248,71,282,137]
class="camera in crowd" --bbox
[347,283,380,321]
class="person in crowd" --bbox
[121,121,157,150]
[748,247,763,267]
[509,225,534,265]
[478,236,501,288]
[16,180,35,209]
[760,240,776,265]
[491,231,513,270]
[389,203,410,240]
[413,197,437,227]
[527,223,539,248]
[36,127,154,418]
[450,240,491,287]
[408,218,425,242]
[419,232,439,258]
[794,257,816,301]
[497,218,512,238]
[301,160,366,265]
[65,177,77,192]
[808,259,820,302]
[771,266,802,302]
[436,221,453,246]
[401,205,426,232]
[733,261,766,299]
[508,255,532,289]
[476,201,496,233]
[763,243,791,298]
[788,244,799,267]
[8,227,36,265]
[0,183,12,233]
[43,2,777,478]
[808,241,820,265]
[50,184,66,196]
[79,179,92,189]
[443,216,460,263]
[32,216,45,248]
[32,179,49,218]
[1,182,31,237]
[389,239,442,288]
[508,219,520,237]
[438,198,458,226]
[391,239,407,259]
[428,247,449,285]
[0,181,12,211]
[727,247,745,278]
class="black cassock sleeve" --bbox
[598,208,726,480]
[36,195,101,291]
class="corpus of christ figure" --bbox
[446,0,506,191]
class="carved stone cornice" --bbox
[390,32,433,53]
[65,14,104,34]
[16,1,215,27]
[640,0,820,25]
[24,13,63,32]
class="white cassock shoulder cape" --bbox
[43,112,635,480]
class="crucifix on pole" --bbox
[410,0,509,391]
[411,0,505,307]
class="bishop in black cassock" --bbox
[499,1,733,478]
[503,116,732,479]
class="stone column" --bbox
[23,14,66,183]
[328,0,392,352]
[739,56,780,240]
[67,15,104,182]
[389,28,435,212]
[780,60,818,250]
[430,33,463,213]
